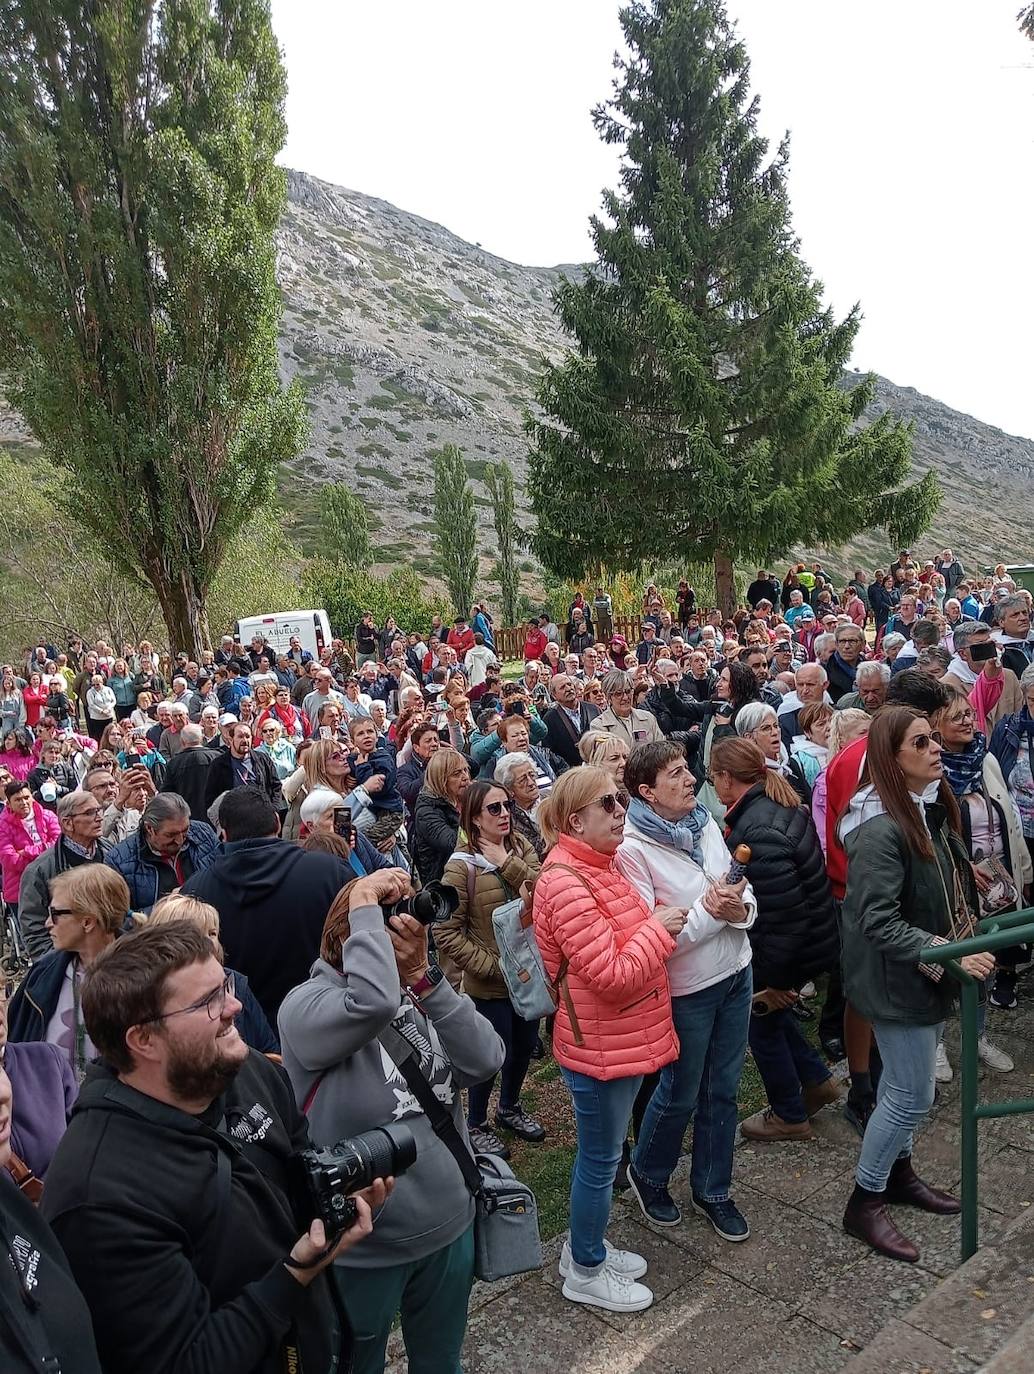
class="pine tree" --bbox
[484,460,521,624]
[317,483,372,569]
[527,0,939,611]
[0,0,305,657]
[432,444,478,616]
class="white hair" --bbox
[494,751,535,789]
[856,660,891,685]
[735,702,778,736]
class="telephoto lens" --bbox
[299,1123,417,1239]
[382,880,459,927]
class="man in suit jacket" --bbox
[543,673,600,769]
[160,723,220,824]
[204,720,284,814]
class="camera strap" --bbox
[377,1023,485,1201]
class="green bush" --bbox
[302,558,451,637]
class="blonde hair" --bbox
[538,765,613,847]
[254,682,276,709]
[828,708,870,758]
[577,731,627,766]
[49,864,131,936]
[149,892,220,939]
[423,747,468,802]
[303,737,344,793]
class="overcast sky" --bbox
[272,1,1034,439]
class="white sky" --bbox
[273,0,1034,439]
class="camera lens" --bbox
[410,880,460,926]
[333,1123,417,1190]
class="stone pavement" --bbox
[384,998,1034,1374]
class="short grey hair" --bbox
[882,632,906,653]
[179,723,203,747]
[495,751,536,789]
[814,633,836,656]
[952,620,989,652]
[795,663,827,685]
[58,791,97,823]
[917,646,951,673]
[735,702,778,737]
[1021,664,1034,692]
[142,793,190,831]
[602,669,633,698]
[168,702,189,717]
[856,660,891,685]
[911,620,940,648]
[653,658,678,675]
[997,594,1028,622]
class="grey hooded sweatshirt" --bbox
[277,903,505,1268]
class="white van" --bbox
[235,609,332,661]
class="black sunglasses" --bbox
[484,799,512,817]
[579,790,629,816]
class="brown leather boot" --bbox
[843,1183,920,1263]
[884,1156,961,1215]
[803,1075,846,1118]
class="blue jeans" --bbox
[633,965,752,1202]
[560,1067,643,1269]
[748,1004,831,1124]
[856,1020,942,1191]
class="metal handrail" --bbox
[920,908,1034,1261]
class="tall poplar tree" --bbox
[432,444,478,617]
[0,0,305,656]
[317,483,372,570]
[484,460,520,624]
[527,0,938,610]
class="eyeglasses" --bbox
[71,806,103,819]
[905,731,943,752]
[579,791,629,816]
[484,799,512,817]
[949,709,976,725]
[148,972,236,1024]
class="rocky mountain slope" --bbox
[277,169,1034,582]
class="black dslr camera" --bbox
[296,1124,417,1239]
[382,880,458,927]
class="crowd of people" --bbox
[2,544,1033,1369]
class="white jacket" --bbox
[617,813,756,998]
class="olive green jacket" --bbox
[840,804,976,1025]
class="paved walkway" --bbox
[387,998,1034,1373]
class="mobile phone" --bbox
[970,642,998,662]
[333,806,353,839]
[319,725,333,739]
[125,752,142,767]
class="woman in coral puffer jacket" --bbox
[533,766,685,1316]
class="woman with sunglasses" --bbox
[7,864,133,1081]
[256,717,297,780]
[933,688,1028,1045]
[839,705,995,1262]
[533,767,685,1314]
[437,780,543,1157]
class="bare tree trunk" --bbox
[714,550,736,618]
[149,566,211,660]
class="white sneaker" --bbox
[799,981,817,999]
[559,1238,648,1281]
[562,1261,653,1312]
[978,1035,1014,1072]
[935,1041,953,1084]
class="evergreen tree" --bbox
[527,0,938,611]
[0,0,305,656]
[484,460,520,624]
[432,444,478,616]
[317,483,372,569]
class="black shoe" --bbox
[990,970,1018,1011]
[530,1035,545,1060]
[791,1000,815,1022]
[627,1164,681,1226]
[821,1037,846,1062]
[692,1195,750,1242]
[495,1104,546,1143]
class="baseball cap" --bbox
[218,712,238,726]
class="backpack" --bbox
[462,862,568,1024]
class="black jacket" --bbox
[746,578,780,609]
[41,1055,345,1374]
[722,784,839,990]
[543,702,600,769]
[411,792,461,884]
[680,670,717,703]
[644,683,707,735]
[162,745,221,822]
[824,653,858,704]
[204,748,284,812]
[1,1172,102,1374]
[181,838,353,1022]
[397,754,429,826]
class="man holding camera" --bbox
[278,867,505,1374]
[40,920,389,1374]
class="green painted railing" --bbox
[920,906,1034,1262]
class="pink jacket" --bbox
[533,832,678,1081]
[0,800,61,904]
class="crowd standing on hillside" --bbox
[3,544,1034,1369]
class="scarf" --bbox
[829,652,858,688]
[626,795,709,868]
[969,672,1003,735]
[940,733,987,798]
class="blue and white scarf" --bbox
[940,733,987,799]
[626,795,709,868]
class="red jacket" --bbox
[523,629,548,662]
[447,627,475,655]
[0,800,61,904]
[823,735,868,900]
[533,833,678,1081]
